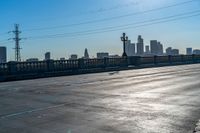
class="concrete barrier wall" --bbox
[0,55,200,82]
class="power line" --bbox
[0,32,9,36]
[23,0,197,31]
[22,1,140,23]
[0,39,9,43]
[29,12,200,39]
[27,10,200,39]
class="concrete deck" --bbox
[0,64,200,133]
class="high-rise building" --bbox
[137,35,144,56]
[150,40,163,55]
[97,52,109,59]
[186,48,193,55]
[166,47,172,55]
[0,47,7,63]
[145,45,150,54]
[125,40,135,56]
[157,42,163,55]
[45,52,51,60]
[84,48,89,59]
[150,40,158,55]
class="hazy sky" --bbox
[0,0,200,60]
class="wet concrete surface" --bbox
[0,64,200,133]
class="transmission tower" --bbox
[11,24,22,62]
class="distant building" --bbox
[193,49,200,55]
[97,52,109,59]
[26,58,39,62]
[45,52,51,60]
[70,54,78,60]
[84,48,89,59]
[157,42,163,55]
[60,58,65,60]
[0,47,7,63]
[186,48,193,55]
[137,35,144,56]
[125,40,135,56]
[150,40,163,55]
[150,40,158,55]
[145,45,150,54]
[166,47,172,55]
[171,49,179,55]
[109,55,120,58]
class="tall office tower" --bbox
[137,35,144,56]
[125,40,135,56]
[150,40,158,55]
[157,42,163,55]
[45,52,51,60]
[0,47,7,63]
[145,45,150,54]
[166,47,172,55]
[186,48,192,55]
[84,48,89,59]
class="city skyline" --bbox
[0,0,200,60]
[1,33,200,62]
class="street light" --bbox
[121,33,128,57]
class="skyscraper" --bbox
[157,42,163,55]
[186,48,192,55]
[150,41,163,55]
[137,35,144,56]
[150,40,158,55]
[145,45,150,54]
[166,47,172,55]
[125,40,135,56]
[0,47,6,63]
[84,48,89,59]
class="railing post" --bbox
[125,56,129,67]
[47,60,54,72]
[134,56,141,66]
[119,57,128,67]
[154,56,157,65]
[181,55,184,63]
[104,57,108,68]
[192,54,195,63]
[168,55,172,64]
[78,58,84,69]
[8,61,17,75]
[127,56,134,66]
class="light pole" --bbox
[121,33,128,57]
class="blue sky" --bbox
[0,0,200,60]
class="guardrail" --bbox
[0,54,200,81]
